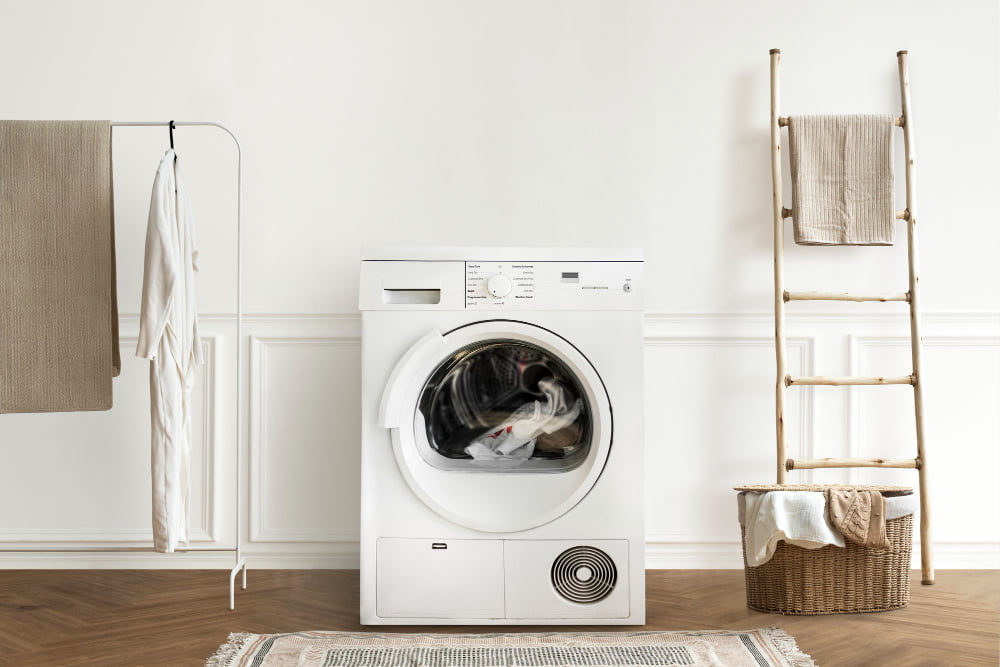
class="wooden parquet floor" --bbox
[0,569,995,666]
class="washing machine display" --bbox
[417,338,592,472]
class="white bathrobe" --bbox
[136,149,202,553]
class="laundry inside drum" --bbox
[417,340,593,472]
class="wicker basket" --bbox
[735,484,914,615]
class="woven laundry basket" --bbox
[735,484,914,615]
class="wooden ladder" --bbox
[769,49,934,585]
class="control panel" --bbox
[466,262,535,309]
[361,251,642,312]
[464,261,641,310]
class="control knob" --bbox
[486,273,513,298]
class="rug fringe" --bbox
[205,632,252,667]
[762,626,816,667]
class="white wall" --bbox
[0,0,997,569]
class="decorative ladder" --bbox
[769,49,934,585]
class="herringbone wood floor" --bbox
[0,570,995,666]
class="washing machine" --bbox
[359,247,645,625]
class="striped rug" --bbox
[207,629,814,666]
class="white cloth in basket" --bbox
[741,491,845,566]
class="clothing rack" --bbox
[770,51,934,585]
[0,121,248,610]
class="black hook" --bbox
[169,120,175,150]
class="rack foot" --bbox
[229,558,247,610]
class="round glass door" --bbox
[380,320,613,533]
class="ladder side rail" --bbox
[898,50,934,585]
[770,49,788,484]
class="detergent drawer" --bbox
[376,538,504,619]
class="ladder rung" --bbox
[786,457,919,470]
[780,207,909,220]
[786,374,915,386]
[779,116,904,127]
[784,290,910,303]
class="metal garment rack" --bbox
[0,121,248,610]
[769,50,934,585]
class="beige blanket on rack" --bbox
[789,114,896,245]
[0,120,119,413]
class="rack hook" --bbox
[169,120,175,150]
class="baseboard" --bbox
[0,551,242,569]
[642,541,1000,570]
[1,542,994,569]
[643,542,746,569]
[917,542,1000,570]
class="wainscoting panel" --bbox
[0,312,996,569]
[643,335,813,545]
[0,319,221,546]
[249,334,362,544]
[850,333,1000,547]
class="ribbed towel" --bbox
[0,120,119,413]
[789,114,895,245]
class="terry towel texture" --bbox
[789,114,896,245]
[0,120,119,413]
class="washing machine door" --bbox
[379,320,613,533]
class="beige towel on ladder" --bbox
[789,114,896,245]
[0,120,119,412]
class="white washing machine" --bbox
[359,247,645,625]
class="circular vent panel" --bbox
[551,546,617,603]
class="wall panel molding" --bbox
[847,333,1000,475]
[134,310,1000,328]
[0,329,221,545]
[643,334,816,482]
[3,311,996,567]
[248,334,361,543]
[2,540,993,570]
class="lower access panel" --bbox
[376,538,504,619]
[504,540,630,619]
